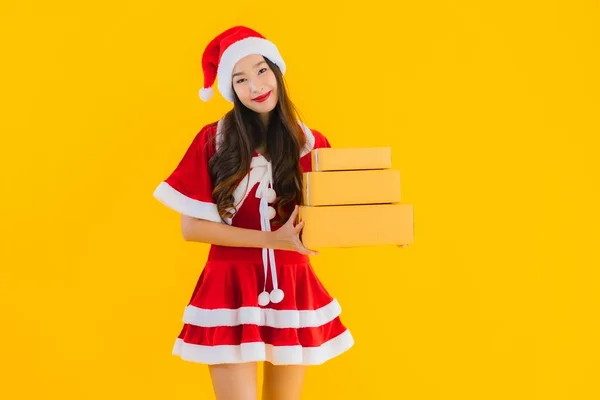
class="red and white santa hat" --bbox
[199,26,286,103]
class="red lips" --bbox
[251,91,272,102]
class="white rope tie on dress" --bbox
[253,157,284,306]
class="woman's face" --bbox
[231,54,278,114]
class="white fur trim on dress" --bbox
[215,118,224,151]
[217,37,286,103]
[297,120,315,157]
[182,298,342,329]
[172,329,354,365]
[153,181,222,223]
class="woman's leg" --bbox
[261,362,307,400]
[208,362,258,400]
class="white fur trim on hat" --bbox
[217,37,286,103]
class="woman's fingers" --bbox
[294,220,305,233]
[288,205,299,225]
[297,242,318,256]
[295,238,318,256]
[284,206,318,256]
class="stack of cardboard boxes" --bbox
[299,147,414,248]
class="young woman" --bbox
[153,26,354,400]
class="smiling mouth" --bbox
[251,91,272,102]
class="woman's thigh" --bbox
[208,362,258,400]
[262,362,307,400]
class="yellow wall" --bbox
[1,1,599,399]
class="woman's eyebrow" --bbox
[232,61,267,78]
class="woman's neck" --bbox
[259,112,270,127]
[254,112,271,158]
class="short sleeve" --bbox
[299,128,332,172]
[312,129,332,149]
[152,124,222,223]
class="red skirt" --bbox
[172,245,354,365]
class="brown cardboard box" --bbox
[311,147,392,171]
[302,169,401,206]
[299,203,414,248]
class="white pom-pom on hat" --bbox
[199,87,213,101]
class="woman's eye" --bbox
[235,78,246,84]
[258,67,268,74]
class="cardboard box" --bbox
[302,169,401,206]
[311,147,392,171]
[299,203,414,248]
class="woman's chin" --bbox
[248,100,277,114]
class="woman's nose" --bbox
[249,80,262,92]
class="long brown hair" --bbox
[208,57,306,226]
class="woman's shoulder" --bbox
[297,121,332,151]
[306,126,332,150]
[184,120,221,157]
[196,120,220,141]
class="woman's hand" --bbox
[270,205,319,256]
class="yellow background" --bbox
[1,1,599,399]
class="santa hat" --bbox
[199,26,286,103]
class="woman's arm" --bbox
[181,215,271,248]
[180,206,318,255]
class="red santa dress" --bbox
[153,117,354,365]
